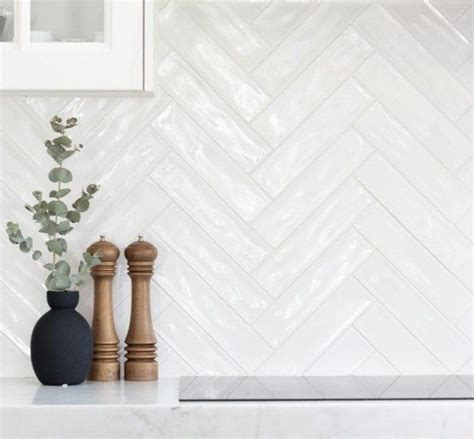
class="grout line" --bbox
[352,275,451,373]
[353,177,474,293]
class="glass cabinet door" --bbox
[0,0,14,42]
[30,0,104,43]
[0,0,152,92]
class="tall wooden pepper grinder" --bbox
[87,236,121,381]
[124,236,158,381]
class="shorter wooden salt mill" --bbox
[87,236,121,381]
[124,236,158,381]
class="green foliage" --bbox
[4,115,100,292]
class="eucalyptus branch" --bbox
[4,115,101,292]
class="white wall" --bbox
[0,0,472,378]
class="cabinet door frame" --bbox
[0,0,154,95]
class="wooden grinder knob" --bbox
[87,236,120,381]
[124,236,158,381]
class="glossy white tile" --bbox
[152,102,269,221]
[156,53,270,172]
[253,2,367,97]
[157,253,272,372]
[356,154,472,290]
[355,53,472,171]
[153,204,271,324]
[159,3,270,121]
[354,303,448,374]
[252,79,373,197]
[355,104,472,223]
[355,253,472,372]
[257,277,372,375]
[355,4,471,121]
[253,129,373,247]
[254,180,373,297]
[254,230,373,347]
[253,28,372,147]
[152,154,270,272]
[355,205,472,322]
[384,1,471,72]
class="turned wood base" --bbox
[124,361,158,381]
[88,361,120,381]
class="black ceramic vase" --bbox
[30,291,93,385]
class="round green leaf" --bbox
[55,260,71,276]
[48,201,68,217]
[48,167,72,183]
[19,237,32,253]
[32,250,42,261]
[66,210,81,223]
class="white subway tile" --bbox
[385,1,471,72]
[153,204,270,323]
[356,104,471,223]
[253,28,372,147]
[253,79,372,197]
[157,254,272,372]
[254,180,373,297]
[76,93,171,183]
[355,205,472,322]
[356,253,472,372]
[305,328,374,375]
[159,3,269,121]
[186,3,271,71]
[86,128,169,231]
[152,103,269,222]
[253,129,373,247]
[257,277,372,375]
[156,303,241,375]
[252,2,318,47]
[156,53,270,171]
[254,230,373,347]
[356,154,472,289]
[355,5,471,121]
[253,2,367,97]
[354,303,447,374]
[355,53,472,171]
[152,154,269,272]
[431,0,472,21]
[455,6,473,42]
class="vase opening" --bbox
[47,290,79,310]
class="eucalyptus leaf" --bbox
[44,263,55,270]
[46,238,67,256]
[48,167,72,183]
[39,220,56,235]
[86,184,99,195]
[66,210,81,223]
[32,250,42,260]
[48,201,68,217]
[50,188,71,199]
[32,191,42,202]
[19,237,32,253]
[55,260,71,276]
[53,136,72,147]
[56,220,73,235]
[72,198,89,213]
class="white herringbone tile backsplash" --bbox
[0,1,473,378]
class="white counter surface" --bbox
[1,378,472,438]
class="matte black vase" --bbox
[30,291,93,385]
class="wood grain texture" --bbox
[124,237,158,381]
[87,237,121,381]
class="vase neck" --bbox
[47,291,79,310]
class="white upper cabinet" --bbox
[0,0,153,92]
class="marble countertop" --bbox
[1,378,472,438]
